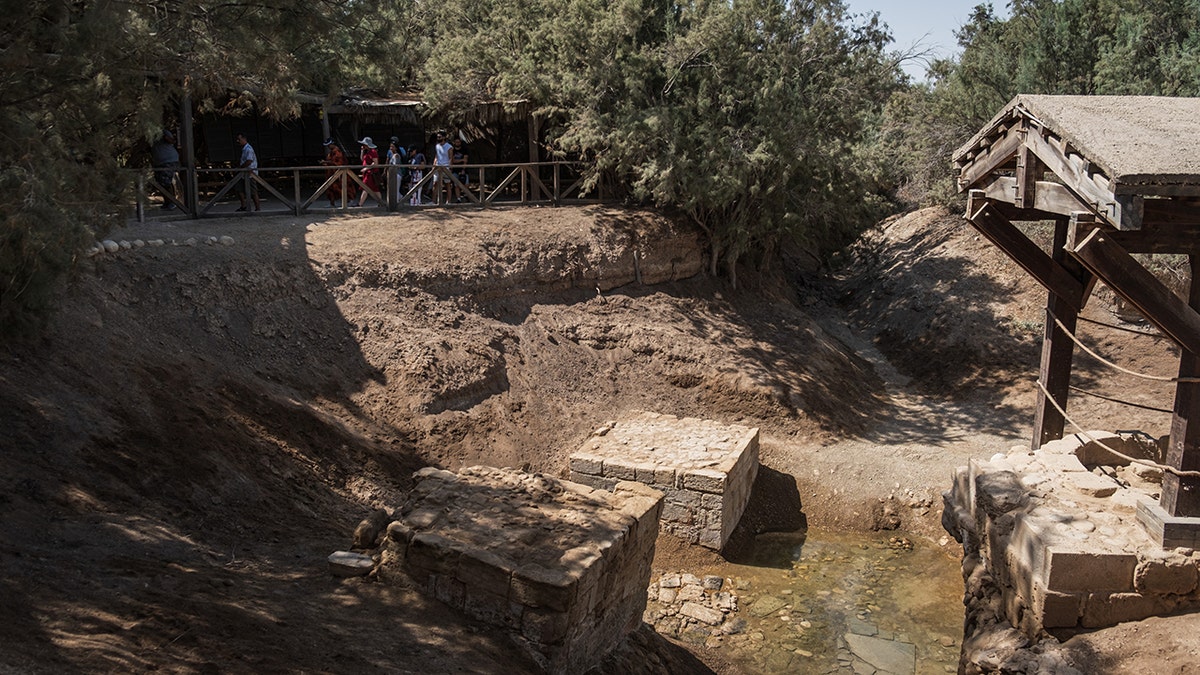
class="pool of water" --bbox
[651,528,964,674]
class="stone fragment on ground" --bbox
[328,550,375,577]
[845,632,916,675]
[645,571,741,638]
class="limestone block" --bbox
[1067,471,1118,498]
[603,460,636,481]
[1036,454,1088,473]
[456,546,514,591]
[569,454,603,475]
[1081,592,1158,627]
[328,550,375,577]
[681,468,726,494]
[433,573,466,609]
[464,586,520,627]
[680,601,725,626]
[1134,555,1198,595]
[1044,549,1137,593]
[1031,583,1081,629]
[511,563,578,613]
[975,470,1029,518]
[522,608,571,644]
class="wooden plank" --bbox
[1162,256,1200,517]
[966,199,1086,308]
[957,124,1026,191]
[981,177,1088,217]
[1024,128,1133,229]
[1070,229,1200,355]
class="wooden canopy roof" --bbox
[954,95,1200,230]
[954,94,1200,522]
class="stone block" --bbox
[681,468,726,494]
[1036,454,1088,473]
[1066,471,1118,498]
[1134,555,1198,595]
[464,586,520,627]
[433,573,466,610]
[1031,583,1081,628]
[603,460,637,481]
[511,563,578,613]
[328,550,375,577]
[569,454,603,475]
[680,601,725,626]
[522,608,571,644]
[1044,549,1137,593]
[1081,592,1158,627]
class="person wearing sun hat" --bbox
[320,137,353,207]
[357,136,379,207]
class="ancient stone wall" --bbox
[944,432,1200,648]
[569,411,759,550]
[378,466,662,674]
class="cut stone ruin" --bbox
[376,466,663,674]
[569,411,759,550]
[943,431,1200,637]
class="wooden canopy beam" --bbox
[957,122,1026,191]
[1069,229,1200,356]
[1023,128,1136,229]
[966,195,1086,309]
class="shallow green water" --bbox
[676,529,964,674]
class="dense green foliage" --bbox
[0,0,417,333]
[9,0,1200,329]
[880,0,1200,205]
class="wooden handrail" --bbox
[132,160,603,221]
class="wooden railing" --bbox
[134,161,608,221]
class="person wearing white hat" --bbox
[357,137,380,207]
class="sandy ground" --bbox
[0,204,1192,673]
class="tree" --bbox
[0,0,423,335]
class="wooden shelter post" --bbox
[1162,255,1200,516]
[180,90,198,217]
[1032,217,1081,449]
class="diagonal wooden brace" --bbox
[1070,229,1200,355]
[966,198,1086,309]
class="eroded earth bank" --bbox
[3,205,1196,673]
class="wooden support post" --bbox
[1014,143,1041,209]
[1162,255,1200,516]
[1032,217,1082,449]
[180,90,197,217]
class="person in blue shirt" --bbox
[235,132,260,211]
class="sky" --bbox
[844,1,1010,80]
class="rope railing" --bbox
[1049,312,1200,383]
[1034,378,1200,478]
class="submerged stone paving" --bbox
[379,466,662,674]
[944,431,1200,635]
[569,411,759,550]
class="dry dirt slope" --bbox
[0,205,882,674]
[3,203,1196,674]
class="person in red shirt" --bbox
[320,138,355,207]
[357,137,380,207]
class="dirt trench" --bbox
[1,204,1187,673]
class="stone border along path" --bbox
[86,235,235,256]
